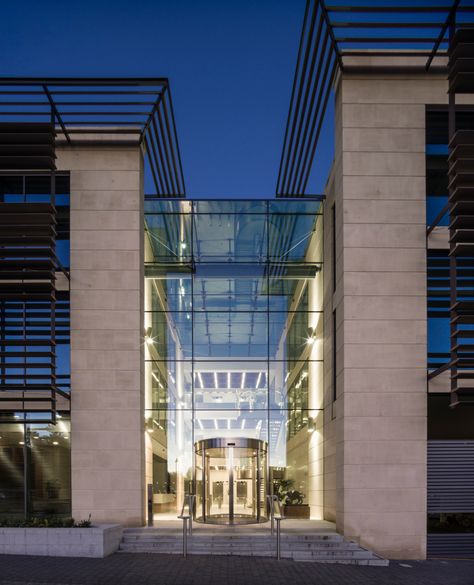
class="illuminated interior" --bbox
[144,199,324,522]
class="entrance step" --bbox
[118,529,388,566]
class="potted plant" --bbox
[274,479,310,519]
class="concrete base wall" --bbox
[0,525,123,557]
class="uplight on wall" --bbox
[305,327,316,345]
[145,326,154,345]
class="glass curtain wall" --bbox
[144,199,323,521]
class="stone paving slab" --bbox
[0,553,474,585]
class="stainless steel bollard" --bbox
[147,483,153,527]
[276,518,281,560]
[188,495,193,535]
[182,517,188,558]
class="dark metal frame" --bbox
[0,78,185,197]
[277,0,474,196]
[428,27,474,407]
[0,169,71,423]
[446,28,474,406]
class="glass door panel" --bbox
[206,448,230,520]
[194,438,268,525]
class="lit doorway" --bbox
[194,438,268,524]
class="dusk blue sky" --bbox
[0,0,334,198]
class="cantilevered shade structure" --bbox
[0,78,185,197]
[276,0,474,197]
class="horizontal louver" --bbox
[0,123,55,170]
[428,441,474,513]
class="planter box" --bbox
[0,524,123,557]
[283,504,310,519]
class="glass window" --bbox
[193,313,268,359]
[144,199,324,521]
[146,213,192,262]
[193,362,268,410]
[28,421,71,517]
[193,212,267,262]
[193,268,268,312]
[0,423,25,519]
[0,420,71,520]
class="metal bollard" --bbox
[182,517,188,558]
[147,483,153,527]
[268,496,274,535]
[276,518,281,560]
[188,496,193,535]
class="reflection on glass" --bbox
[0,420,71,520]
[29,421,71,516]
[0,423,24,518]
[145,409,193,517]
[193,213,267,262]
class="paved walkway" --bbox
[0,554,473,585]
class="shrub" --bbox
[0,514,92,528]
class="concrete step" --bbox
[121,539,361,552]
[118,529,389,566]
[123,532,345,546]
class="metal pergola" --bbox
[276,0,474,197]
[0,77,185,197]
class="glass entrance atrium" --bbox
[144,199,323,523]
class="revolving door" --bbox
[194,438,268,525]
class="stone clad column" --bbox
[324,67,451,559]
[57,145,144,526]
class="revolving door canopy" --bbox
[194,438,268,525]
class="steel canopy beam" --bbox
[0,78,185,197]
